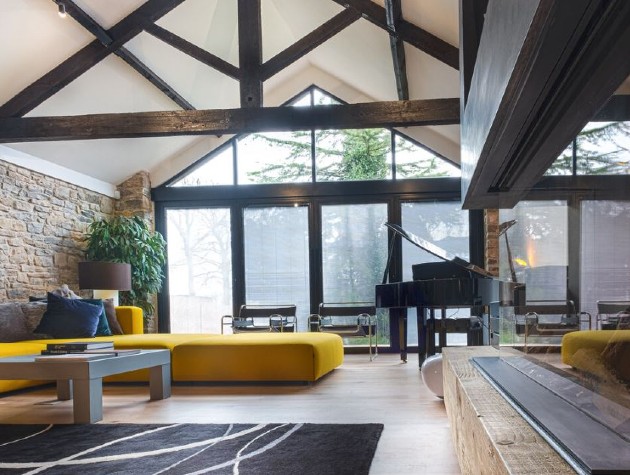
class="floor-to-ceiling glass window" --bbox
[321,203,389,343]
[166,208,232,333]
[243,205,310,330]
[401,201,470,346]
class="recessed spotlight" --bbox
[58,2,67,18]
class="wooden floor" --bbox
[0,354,461,474]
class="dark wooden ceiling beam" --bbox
[331,0,459,70]
[385,0,409,100]
[237,0,262,107]
[56,0,193,110]
[0,98,460,142]
[261,9,362,81]
[145,24,240,80]
[0,0,185,118]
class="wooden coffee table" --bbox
[0,349,171,423]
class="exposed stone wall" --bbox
[116,171,154,225]
[0,159,116,301]
[485,209,500,276]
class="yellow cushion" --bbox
[561,330,630,381]
[0,342,48,393]
[172,333,344,382]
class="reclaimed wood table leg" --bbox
[149,363,171,400]
[72,378,103,424]
[56,379,72,400]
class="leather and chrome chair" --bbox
[309,302,377,360]
[221,304,297,334]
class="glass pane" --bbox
[321,203,389,345]
[313,88,341,105]
[171,145,234,186]
[499,201,568,299]
[315,129,392,181]
[499,201,568,348]
[166,208,232,333]
[576,121,630,175]
[401,202,470,346]
[237,132,312,184]
[395,135,460,178]
[581,200,630,320]
[544,140,574,176]
[243,206,310,330]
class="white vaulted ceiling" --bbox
[0,0,460,195]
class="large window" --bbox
[166,208,232,333]
[243,206,311,330]
[321,203,388,302]
[401,201,470,346]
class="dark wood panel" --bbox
[145,24,240,80]
[461,0,630,209]
[459,0,488,110]
[0,0,186,118]
[261,9,361,81]
[0,98,459,142]
[331,0,458,70]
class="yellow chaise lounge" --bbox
[0,305,344,394]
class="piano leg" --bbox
[438,308,447,350]
[417,306,438,368]
[398,312,408,363]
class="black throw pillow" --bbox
[34,292,102,338]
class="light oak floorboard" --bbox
[0,354,461,474]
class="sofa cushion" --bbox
[34,293,103,338]
[103,298,124,335]
[82,299,113,336]
[0,303,32,342]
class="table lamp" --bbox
[78,261,132,307]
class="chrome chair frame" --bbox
[222,304,297,334]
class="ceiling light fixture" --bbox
[58,2,67,18]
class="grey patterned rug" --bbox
[0,422,383,474]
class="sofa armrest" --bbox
[115,306,144,334]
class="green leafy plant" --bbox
[84,215,167,320]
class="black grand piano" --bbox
[375,223,523,367]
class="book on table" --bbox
[46,341,114,351]
[40,348,141,356]
[35,353,114,362]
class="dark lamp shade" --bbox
[78,261,132,291]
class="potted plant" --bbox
[84,215,167,322]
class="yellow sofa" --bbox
[561,329,630,382]
[0,306,344,394]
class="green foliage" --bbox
[84,216,167,319]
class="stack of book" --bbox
[36,341,140,361]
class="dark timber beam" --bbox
[56,0,193,110]
[331,0,459,70]
[0,98,460,142]
[461,0,630,209]
[0,0,185,118]
[237,0,262,107]
[385,0,409,100]
[261,9,362,81]
[145,24,241,81]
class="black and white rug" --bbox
[0,422,383,474]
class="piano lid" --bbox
[384,222,495,278]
